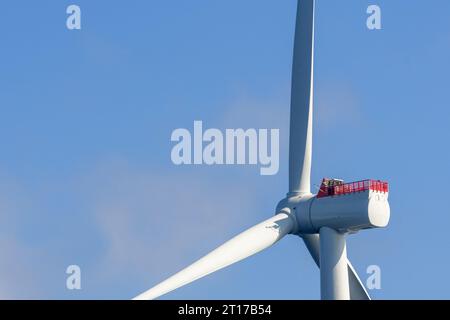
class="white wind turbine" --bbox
[134,0,390,300]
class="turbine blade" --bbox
[301,233,371,300]
[302,233,320,266]
[347,261,371,301]
[134,213,295,300]
[289,0,315,195]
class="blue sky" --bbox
[0,0,449,299]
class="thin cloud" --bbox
[0,178,44,299]
[78,159,262,296]
[315,81,364,134]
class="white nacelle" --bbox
[278,190,390,234]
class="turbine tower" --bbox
[135,0,390,300]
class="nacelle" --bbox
[278,179,390,234]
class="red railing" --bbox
[317,180,389,198]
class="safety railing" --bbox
[317,180,389,198]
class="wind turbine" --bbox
[135,0,390,300]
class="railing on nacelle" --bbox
[317,180,389,199]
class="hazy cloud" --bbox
[0,85,364,298]
[315,81,364,134]
[75,159,265,296]
[0,177,45,299]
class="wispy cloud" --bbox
[315,81,364,134]
[0,177,46,299]
[0,85,364,299]
[74,158,267,297]
[0,160,264,298]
